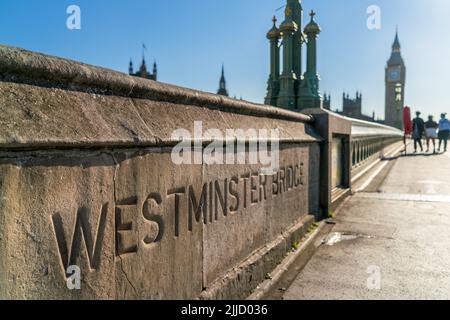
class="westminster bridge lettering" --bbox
[115,162,305,256]
[52,162,305,270]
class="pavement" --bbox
[280,144,450,300]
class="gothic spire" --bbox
[140,43,148,74]
[217,65,229,97]
[393,28,401,52]
[388,29,404,66]
[129,44,158,81]
[129,59,133,75]
[220,64,225,82]
[153,60,158,81]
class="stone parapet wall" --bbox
[0,46,321,299]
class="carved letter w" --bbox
[52,204,108,272]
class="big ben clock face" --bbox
[388,67,401,82]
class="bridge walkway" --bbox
[276,144,450,299]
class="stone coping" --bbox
[0,45,320,150]
[0,45,313,122]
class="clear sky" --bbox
[1,0,449,120]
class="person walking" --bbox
[424,115,438,153]
[412,111,425,153]
[438,113,450,152]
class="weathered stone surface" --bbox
[0,81,319,149]
[0,152,116,299]
[112,149,204,299]
[0,45,322,299]
[0,45,317,149]
[202,143,320,287]
[0,146,319,299]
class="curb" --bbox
[199,215,315,300]
[246,221,326,300]
[247,196,352,300]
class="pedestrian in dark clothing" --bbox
[412,111,425,152]
[438,113,450,152]
[425,115,438,153]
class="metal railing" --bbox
[350,117,403,171]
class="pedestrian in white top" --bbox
[425,115,438,153]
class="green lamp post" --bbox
[265,16,281,106]
[298,10,322,109]
[277,7,298,110]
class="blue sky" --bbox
[1,0,449,120]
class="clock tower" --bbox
[385,31,406,129]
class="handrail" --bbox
[325,112,404,171]
[351,118,403,139]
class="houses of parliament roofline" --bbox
[129,54,157,81]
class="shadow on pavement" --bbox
[381,151,445,162]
